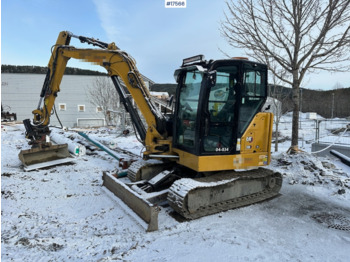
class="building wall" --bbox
[2,74,106,127]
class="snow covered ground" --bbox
[1,114,350,261]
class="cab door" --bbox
[201,65,239,155]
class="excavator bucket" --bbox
[19,144,74,171]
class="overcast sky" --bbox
[2,0,349,90]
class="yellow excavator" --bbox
[19,31,282,231]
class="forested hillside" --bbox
[268,85,350,118]
[1,65,107,76]
[151,83,350,118]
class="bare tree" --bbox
[332,81,344,89]
[87,76,120,125]
[221,0,350,152]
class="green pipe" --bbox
[78,132,120,161]
[117,171,128,178]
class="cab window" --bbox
[175,70,202,149]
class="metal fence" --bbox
[278,118,350,147]
[314,119,350,145]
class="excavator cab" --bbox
[172,55,269,171]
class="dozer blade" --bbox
[102,172,168,232]
[19,144,75,171]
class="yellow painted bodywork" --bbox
[174,112,273,172]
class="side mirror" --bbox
[207,70,217,87]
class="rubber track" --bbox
[167,168,282,219]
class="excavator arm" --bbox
[24,31,172,156]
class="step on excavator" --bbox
[19,31,282,230]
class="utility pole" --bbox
[299,88,303,129]
[331,93,335,119]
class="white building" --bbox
[1,73,154,128]
[149,91,169,100]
